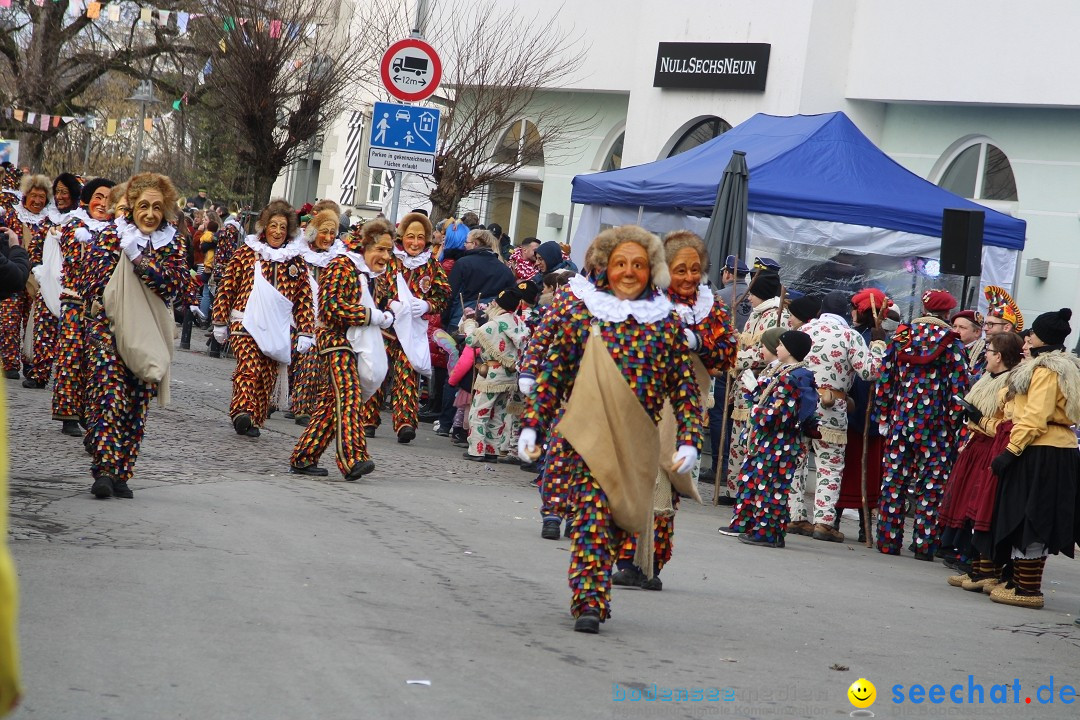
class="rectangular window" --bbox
[367,169,384,204]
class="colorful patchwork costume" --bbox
[51,207,109,426]
[360,248,449,435]
[0,201,53,375]
[213,234,315,432]
[291,251,385,477]
[522,273,701,624]
[873,291,968,557]
[75,216,186,493]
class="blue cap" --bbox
[754,256,781,271]
[724,255,750,273]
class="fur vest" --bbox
[964,369,1011,419]
[1007,350,1080,425]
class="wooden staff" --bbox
[859,294,884,547]
[712,255,742,505]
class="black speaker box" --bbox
[940,209,984,277]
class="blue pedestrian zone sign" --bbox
[370,102,440,152]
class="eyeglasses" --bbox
[984,320,1010,328]
[985,349,1000,355]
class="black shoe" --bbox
[574,610,601,634]
[913,551,935,562]
[283,411,296,419]
[345,460,375,480]
[738,533,785,549]
[462,452,497,462]
[207,350,221,359]
[434,429,450,437]
[364,426,376,438]
[520,462,539,473]
[290,464,329,477]
[450,428,467,444]
[61,420,81,437]
[418,409,440,424]
[83,431,94,455]
[498,454,522,465]
[641,576,663,591]
[91,475,114,499]
[541,518,561,540]
[112,481,134,499]
[611,566,646,587]
[716,495,736,506]
[3,370,18,380]
[179,342,191,351]
[564,517,573,538]
[245,427,260,438]
[397,426,416,444]
[294,415,310,426]
[21,378,45,389]
[233,413,252,435]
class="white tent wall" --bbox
[570,204,1017,319]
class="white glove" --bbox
[740,369,757,392]
[190,305,206,320]
[213,325,228,344]
[296,335,316,354]
[119,232,143,261]
[74,227,93,244]
[518,376,536,394]
[518,428,538,463]
[683,328,700,351]
[672,445,699,474]
[877,421,889,436]
[389,300,406,316]
[411,298,430,318]
[370,308,395,329]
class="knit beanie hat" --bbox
[1031,308,1072,347]
[788,295,821,323]
[821,290,851,319]
[536,241,563,269]
[494,287,522,312]
[515,280,540,306]
[748,271,781,301]
[779,330,812,362]
[761,327,785,356]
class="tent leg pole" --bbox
[636,205,644,225]
[565,203,576,246]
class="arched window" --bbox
[486,120,545,242]
[667,117,732,157]
[936,139,1018,202]
[601,132,624,171]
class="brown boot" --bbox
[788,520,815,536]
[812,523,845,543]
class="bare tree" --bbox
[0,0,200,166]
[192,0,370,208]
[356,0,593,222]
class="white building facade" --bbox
[289,0,1080,325]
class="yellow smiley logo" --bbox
[848,678,876,709]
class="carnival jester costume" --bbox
[519,226,701,634]
[0,183,54,377]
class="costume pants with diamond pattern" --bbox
[360,337,417,432]
[51,303,85,421]
[567,458,629,620]
[24,299,59,385]
[229,332,277,427]
[289,351,326,419]
[0,292,28,372]
[83,317,153,483]
[291,349,370,476]
[876,427,952,555]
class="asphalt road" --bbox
[6,342,1080,719]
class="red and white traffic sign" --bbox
[380,37,442,103]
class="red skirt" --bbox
[965,421,1013,532]
[837,428,883,511]
[938,431,996,528]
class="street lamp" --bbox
[126,80,160,174]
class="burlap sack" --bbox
[102,254,173,405]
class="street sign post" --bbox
[380,37,442,103]
[367,101,441,175]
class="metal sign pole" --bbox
[388,170,402,225]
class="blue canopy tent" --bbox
[569,112,1027,312]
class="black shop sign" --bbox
[654,42,771,91]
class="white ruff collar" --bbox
[116,215,176,250]
[14,201,50,226]
[343,250,384,278]
[244,233,305,262]
[68,207,108,233]
[48,205,75,225]
[568,274,672,324]
[673,283,714,325]
[301,238,346,268]
[393,247,432,270]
